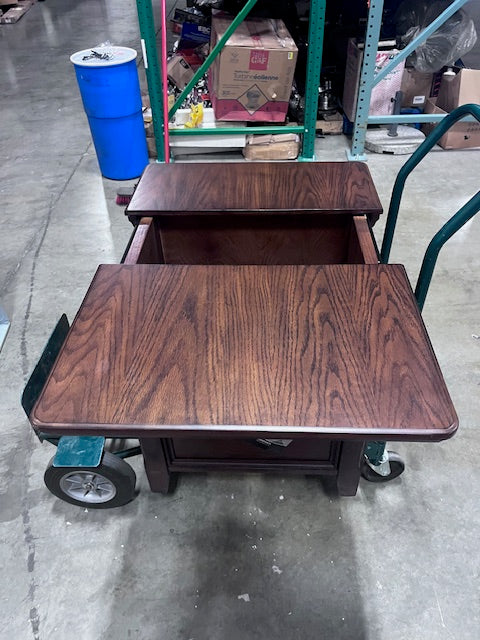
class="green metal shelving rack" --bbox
[347,0,475,160]
[136,0,326,161]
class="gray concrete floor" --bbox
[1,1,480,639]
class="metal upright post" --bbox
[348,0,472,159]
[347,0,384,161]
[300,0,326,160]
[136,0,165,162]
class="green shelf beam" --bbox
[169,125,304,136]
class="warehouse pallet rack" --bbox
[135,0,326,161]
[348,0,476,160]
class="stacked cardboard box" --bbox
[342,38,405,122]
[209,16,298,123]
[243,133,299,160]
[422,68,480,149]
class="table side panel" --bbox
[123,217,161,264]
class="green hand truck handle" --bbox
[380,102,480,311]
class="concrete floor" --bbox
[1,1,480,639]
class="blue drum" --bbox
[70,46,149,180]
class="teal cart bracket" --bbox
[53,436,106,468]
[381,103,480,310]
[363,103,480,482]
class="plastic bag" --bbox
[81,40,114,62]
[395,0,477,73]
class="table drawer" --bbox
[123,214,378,266]
[170,437,336,462]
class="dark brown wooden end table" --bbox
[31,264,457,497]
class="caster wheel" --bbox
[361,451,405,483]
[44,451,136,508]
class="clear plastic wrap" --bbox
[395,0,477,73]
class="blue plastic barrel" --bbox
[70,46,149,180]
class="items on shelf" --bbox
[167,55,195,90]
[399,67,433,109]
[395,0,477,73]
[317,79,337,115]
[243,132,300,160]
[208,15,298,122]
[422,67,480,149]
[342,38,406,122]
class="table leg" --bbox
[337,441,365,496]
[139,438,178,494]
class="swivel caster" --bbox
[361,450,405,483]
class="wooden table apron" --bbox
[32,265,457,497]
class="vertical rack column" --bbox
[347,0,384,161]
[347,0,473,160]
[136,0,166,162]
[300,0,326,160]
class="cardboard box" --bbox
[436,68,480,112]
[243,133,299,160]
[342,39,405,122]
[400,68,433,108]
[422,98,480,149]
[316,111,343,135]
[167,55,194,90]
[209,16,298,122]
[179,22,211,49]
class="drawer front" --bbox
[171,437,336,462]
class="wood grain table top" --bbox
[32,264,457,441]
[126,162,383,217]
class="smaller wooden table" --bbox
[127,162,383,220]
[125,162,383,266]
[32,264,457,496]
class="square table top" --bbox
[126,162,383,218]
[32,264,457,441]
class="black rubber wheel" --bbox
[44,451,137,508]
[361,451,405,483]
